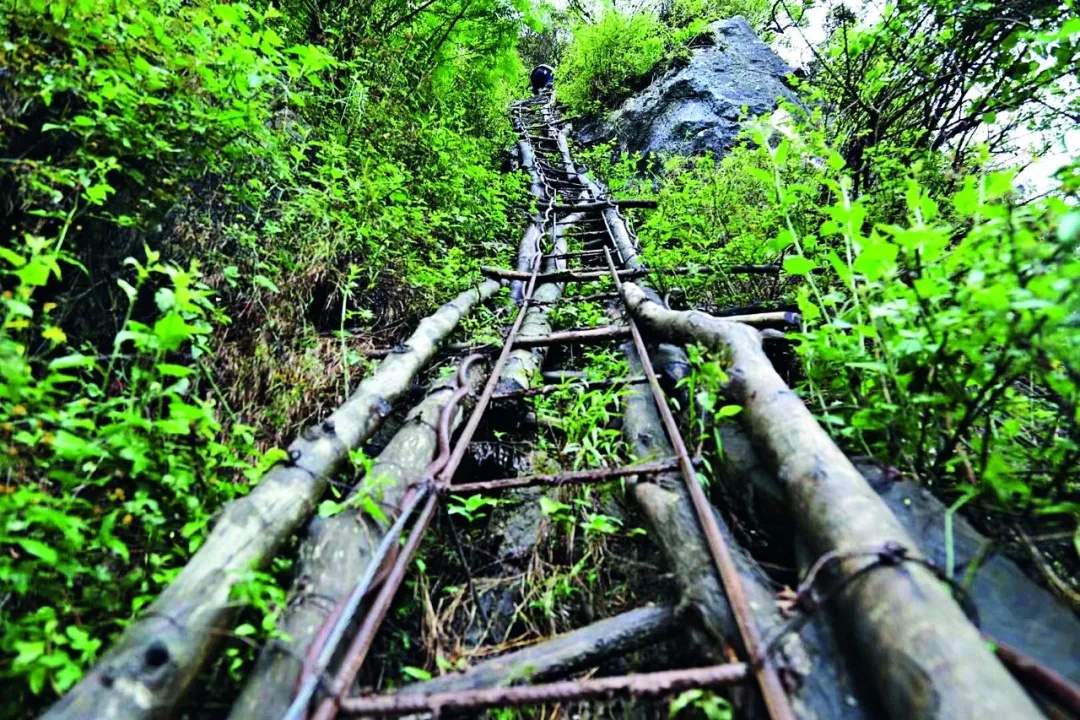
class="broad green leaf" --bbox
[782,255,816,276]
[16,539,58,565]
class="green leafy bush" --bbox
[0,0,530,710]
[788,161,1080,527]
[594,108,1078,552]
[0,249,260,701]
[731,123,1080,547]
[558,6,667,115]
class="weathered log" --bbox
[516,140,545,199]
[721,427,1080,717]
[495,216,582,395]
[400,604,674,695]
[619,282,1043,720]
[735,447,1080,704]
[621,339,747,652]
[720,311,799,326]
[555,129,583,186]
[620,340,868,720]
[511,122,551,305]
[46,281,499,720]
[580,175,643,270]
[864,467,1080,689]
[229,367,479,719]
[716,425,786,512]
[510,223,544,304]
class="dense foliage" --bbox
[588,1,1080,554]
[1,0,530,709]
[773,0,1080,195]
[3,0,1078,713]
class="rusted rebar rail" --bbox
[546,249,608,260]
[720,311,801,326]
[273,92,810,720]
[338,663,750,717]
[530,292,621,306]
[482,266,647,283]
[617,281,1047,720]
[990,636,1080,714]
[307,248,553,720]
[484,265,791,282]
[604,248,797,720]
[550,199,658,213]
[283,353,486,720]
[492,375,646,400]
[511,325,631,349]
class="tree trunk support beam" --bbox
[618,280,1045,720]
[44,280,501,720]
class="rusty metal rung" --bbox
[448,457,686,496]
[492,375,647,400]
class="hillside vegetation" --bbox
[2,0,1078,715]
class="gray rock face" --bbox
[864,468,1080,688]
[576,16,797,158]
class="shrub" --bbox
[558,5,667,115]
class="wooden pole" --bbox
[228,369,478,719]
[45,281,500,720]
[619,281,1044,720]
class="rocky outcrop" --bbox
[577,16,797,158]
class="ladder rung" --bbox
[493,375,647,400]
[511,325,630,349]
[447,457,683,495]
[530,292,621,305]
[552,200,657,214]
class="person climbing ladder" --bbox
[530,64,554,94]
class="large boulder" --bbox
[577,16,797,158]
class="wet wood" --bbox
[516,139,545,199]
[619,282,1044,720]
[510,223,544,304]
[45,281,499,720]
[229,370,479,719]
[619,338,868,720]
[496,207,591,395]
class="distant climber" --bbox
[530,64,554,94]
